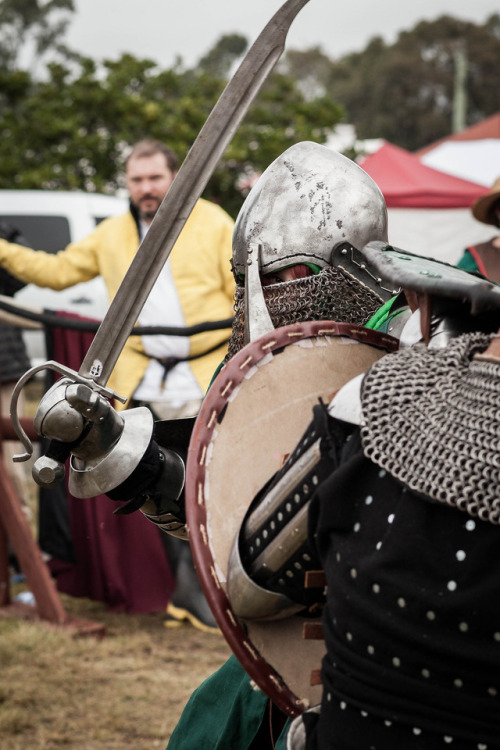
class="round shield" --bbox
[185,321,398,717]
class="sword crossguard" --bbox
[10,360,126,464]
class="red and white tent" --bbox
[359,142,487,208]
[359,142,492,264]
[417,112,500,187]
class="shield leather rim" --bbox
[185,321,398,717]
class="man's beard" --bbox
[138,196,161,221]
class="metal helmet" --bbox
[232,141,388,278]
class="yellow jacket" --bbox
[0,199,235,407]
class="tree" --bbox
[281,46,333,100]
[281,16,500,151]
[321,15,500,150]
[0,45,343,216]
[0,0,76,73]
[197,34,248,77]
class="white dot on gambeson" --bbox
[376,541,383,550]
[392,657,401,667]
[372,583,380,594]
[488,687,497,696]
[346,632,353,641]
[459,622,469,633]
[350,568,357,578]
[361,711,368,717]
[413,728,422,735]
[340,701,347,710]
[456,550,466,562]
[478,744,488,749]
[365,495,373,505]
[353,522,361,532]
[427,611,436,621]
[336,552,341,562]
[327,693,331,702]
[388,514,395,524]
[447,580,457,591]
[384,720,392,727]
[443,737,454,744]
[454,678,463,688]
[466,520,476,531]
[397,598,406,608]
[494,633,500,642]
[422,668,431,678]
[379,470,386,478]
[367,645,375,655]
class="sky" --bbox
[66,0,499,69]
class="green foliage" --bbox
[0,37,343,216]
[197,33,248,77]
[0,0,76,72]
[320,14,500,150]
[8,6,499,211]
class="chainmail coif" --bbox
[226,265,384,361]
[360,331,500,524]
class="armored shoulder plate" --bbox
[363,242,500,315]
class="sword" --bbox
[10,0,312,465]
[81,0,312,386]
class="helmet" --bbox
[232,141,388,278]
[226,142,391,359]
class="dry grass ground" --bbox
[0,380,231,749]
[0,591,231,749]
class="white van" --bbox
[0,189,128,360]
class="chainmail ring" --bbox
[226,265,384,361]
[360,332,500,524]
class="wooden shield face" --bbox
[185,321,397,717]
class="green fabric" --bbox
[169,296,409,750]
[167,655,269,750]
[456,249,479,274]
[276,720,291,749]
[364,296,397,331]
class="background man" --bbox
[0,138,235,412]
[0,138,235,628]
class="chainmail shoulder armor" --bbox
[226,265,384,360]
[360,331,500,524]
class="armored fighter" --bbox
[227,243,500,749]
[17,139,500,749]
[20,142,397,749]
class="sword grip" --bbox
[32,439,71,488]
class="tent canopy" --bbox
[359,142,488,208]
[416,112,500,187]
[417,112,500,153]
[420,140,500,187]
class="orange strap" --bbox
[466,245,489,278]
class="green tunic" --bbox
[167,654,289,749]
[167,300,406,750]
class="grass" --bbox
[0,591,231,749]
[0,380,231,749]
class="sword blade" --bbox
[79,0,312,387]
